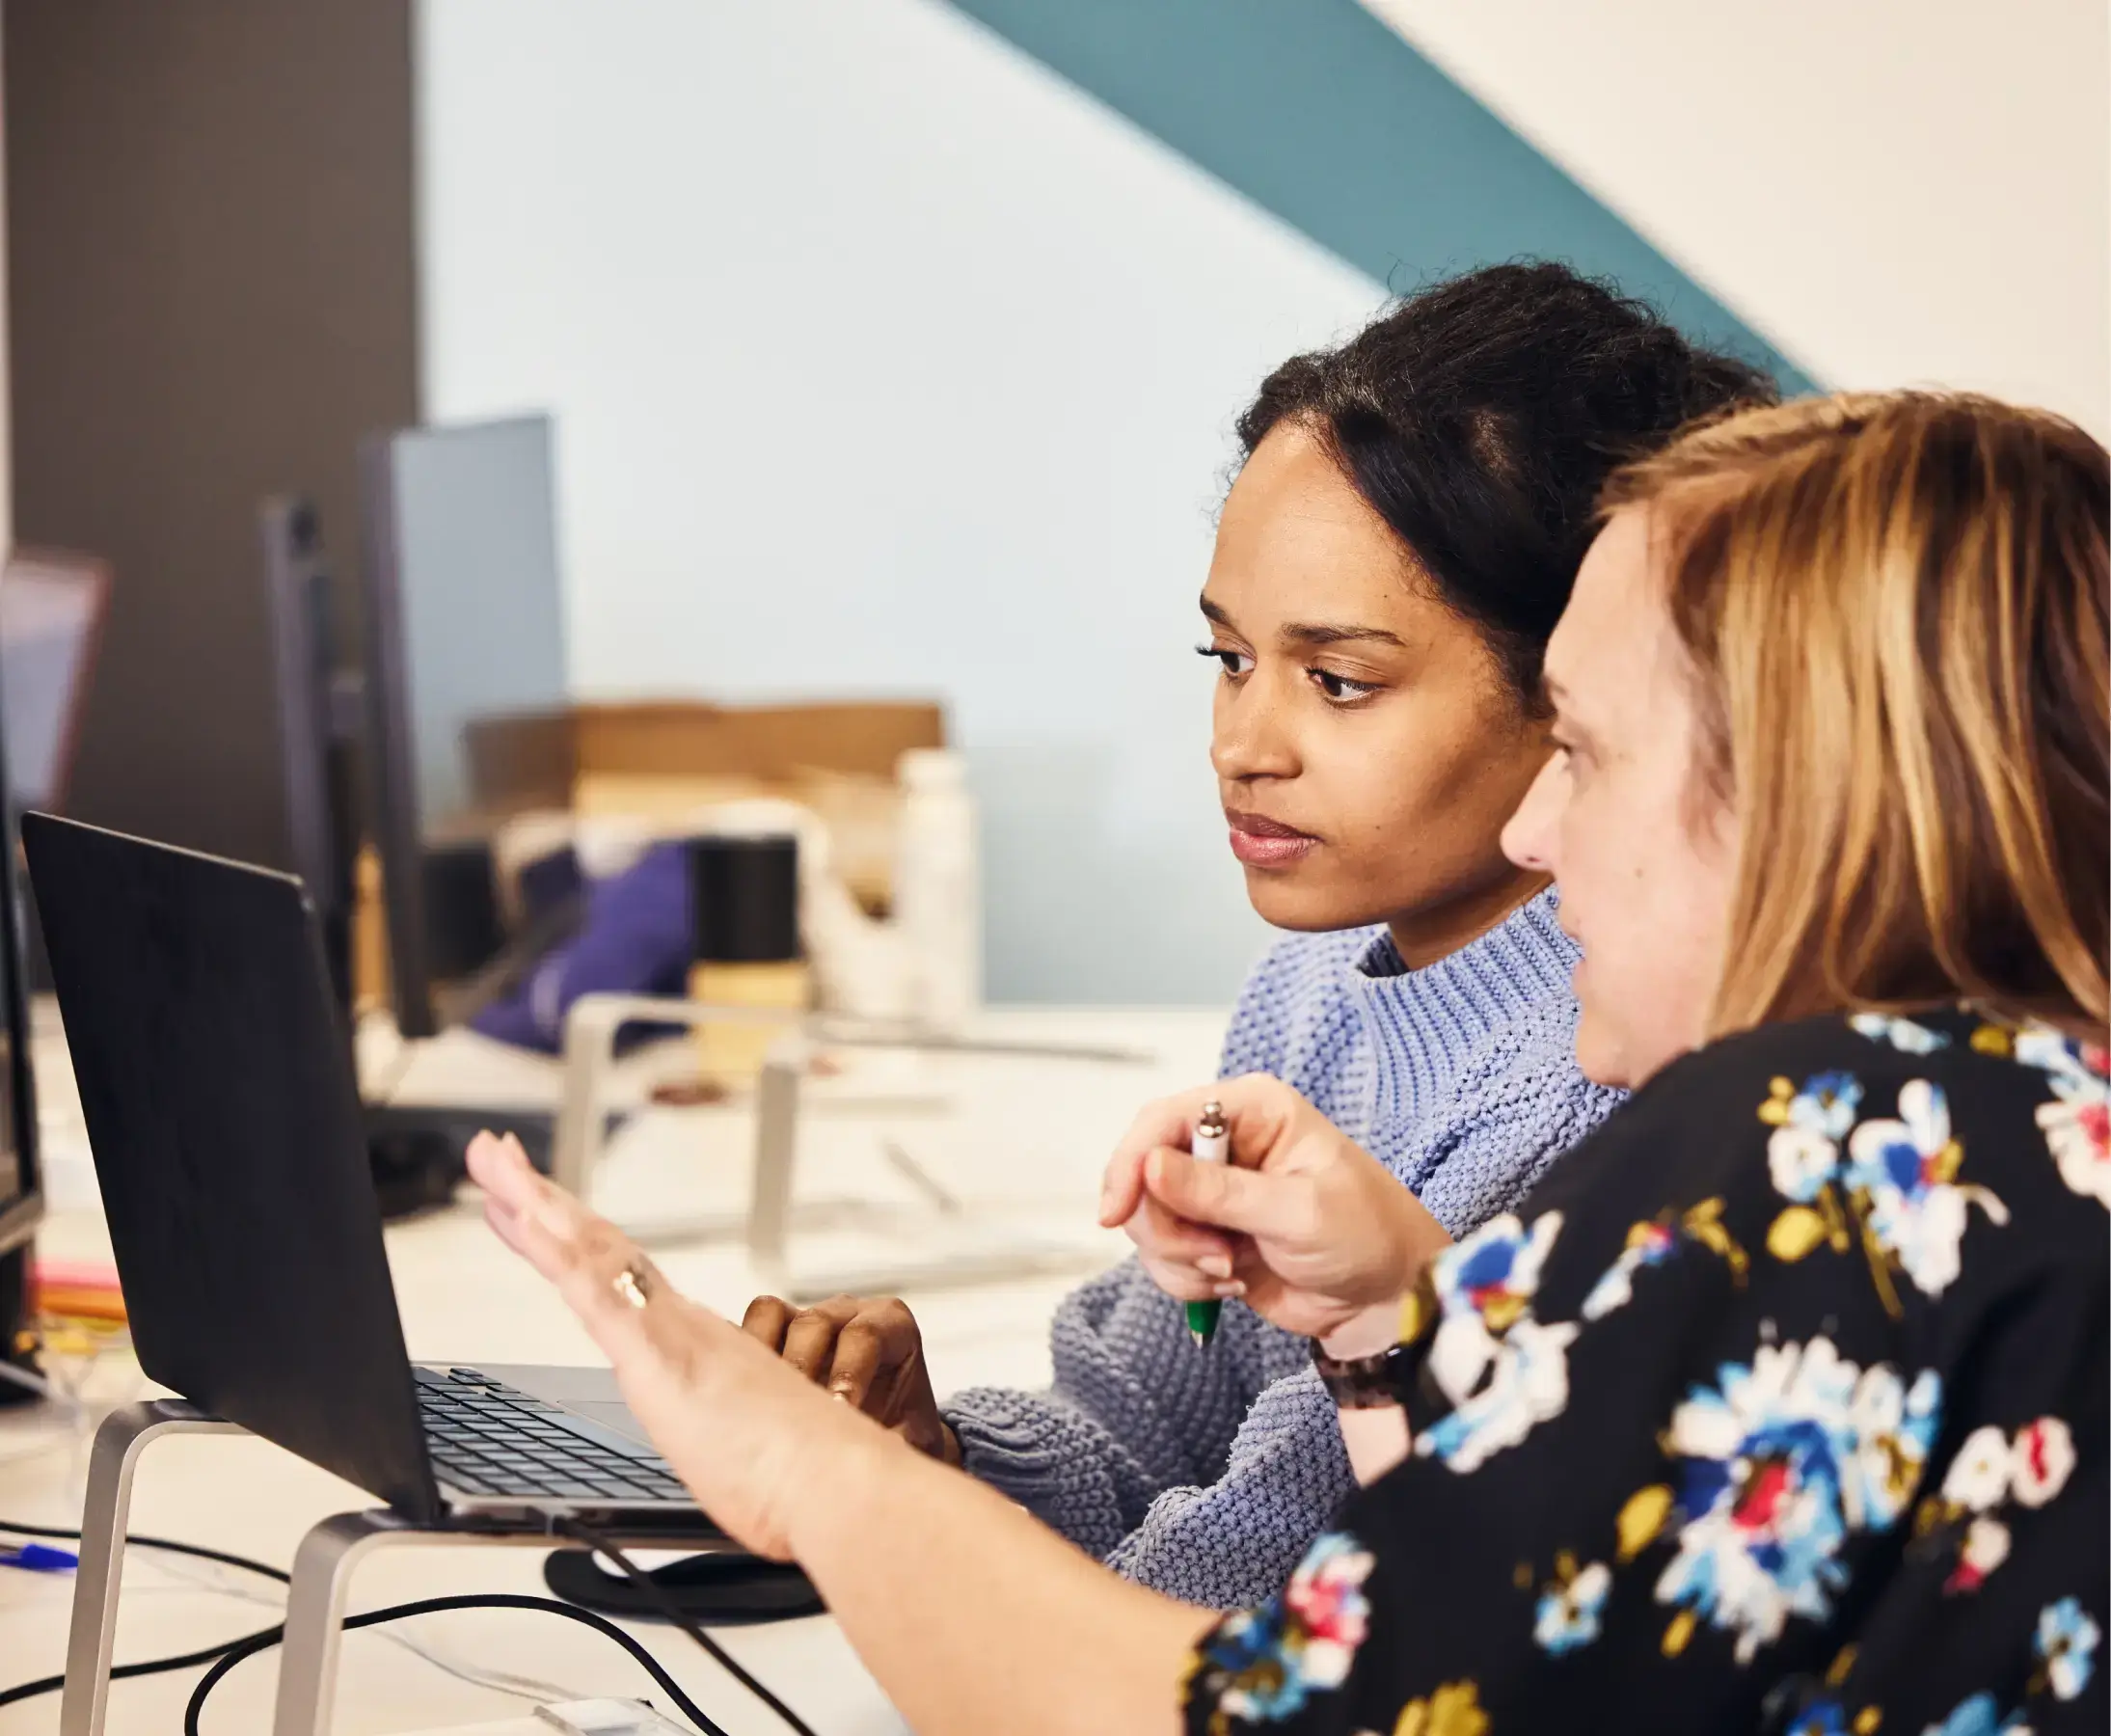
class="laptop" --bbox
[22,811,719,1535]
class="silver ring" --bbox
[611,1260,652,1311]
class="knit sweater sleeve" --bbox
[939,942,1309,1566]
[942,1260,1275,1560]
[1102,1356,1354,1609]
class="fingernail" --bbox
[1198,1254,1232,1281]
[1213,1281,1246,1299]
[830,1388,851,1403]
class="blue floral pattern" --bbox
[1581,1218,1676,1320]
[2013,1024,2111,1207]
[1414,1213,1578,1474]
[1920,1694,2016,1736]
[1531,1560,1610,1656]
[1841,1081,2009,1298]
[1851,1013,1953,1055]
[1184,1009,2106,1736]
[2037,1596,2100,1701]
[1761,1071,2010,1310]
[1189,1533,1375,1725]
[1649,1339,1940,1663]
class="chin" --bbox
[1242,871,1381,936]
[1569,1009,1632,1092]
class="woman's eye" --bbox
[1309,667,1379,703]
[1196,644,1254,679]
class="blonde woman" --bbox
[470,393,2107,1736]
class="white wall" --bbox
[417,0,1385,1003]
[1367,0,2111,439]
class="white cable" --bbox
[0,1358,86,1422]
[143,1554,588,1706]
[0,1358,91,1467]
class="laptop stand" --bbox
[60,1400,738,1736]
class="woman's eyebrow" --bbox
[1279,621,1409,650]
[1200,595,1408,652]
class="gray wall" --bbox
[5,0,419,869]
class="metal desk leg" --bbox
[747,1046,803,1277]
[269,1510,736,1736]
[271,1510,423,1736]
[553,991,795,1202]
[60,1401,246,1736]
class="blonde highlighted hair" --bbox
[1602,391,2109,1040]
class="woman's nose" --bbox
[1501,755,1563,872]
[1210,676,1299,782]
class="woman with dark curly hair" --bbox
[727,263,1777,1608]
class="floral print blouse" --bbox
[1182,1009,2108,1736]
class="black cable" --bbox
[0,1515,804,1735]
[0,1519,293,1709]
[0,1622,285,1709]
[0,1516,291,1584]
[0,1525,724,1730]
[555,1519,819,1736]
[180,1592,728,1736]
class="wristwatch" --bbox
[1310,1339,1417,1409]
[1310,1281,1436,1409]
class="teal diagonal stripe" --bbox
[944,0,1818,393]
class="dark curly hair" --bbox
[1237,261,1779,705]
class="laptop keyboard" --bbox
[415,1367,690,1505]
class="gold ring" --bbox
[611,1260,652,1311]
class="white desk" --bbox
[0,1005,1226,1734]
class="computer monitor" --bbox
[258,500,361,1011]
[0,666,44,1272]
[259,489,560,1207]
[1,548,110,816]
[357,414,570,1041]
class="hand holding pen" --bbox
[1183,1101,1231,1347]
[1096,1074,1453,1344]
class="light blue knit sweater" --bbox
[941,889,1624,1608]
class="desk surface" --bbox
[0,1004,1227,1734]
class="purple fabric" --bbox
[471,842,690,1053]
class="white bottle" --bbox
[893,747,981,1032]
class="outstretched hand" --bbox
[1098,1074,1451,1343]
[466,1131,890,1560]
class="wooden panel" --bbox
[6,0,419,869]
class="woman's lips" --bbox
[1227,810,1320,867]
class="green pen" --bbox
[1185,1100,1231,1348]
